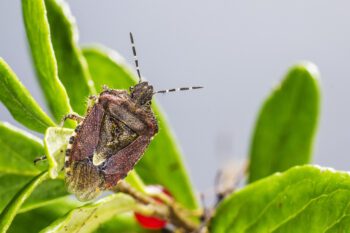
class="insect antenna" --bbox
[154,86,203,95]
[129,32,142,83]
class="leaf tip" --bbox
[292,61,320,81]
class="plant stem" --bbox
[115,180,199,232]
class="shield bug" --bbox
[63,33,203,201]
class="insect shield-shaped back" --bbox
[65,82,158,201]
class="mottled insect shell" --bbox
[65,82,158,201]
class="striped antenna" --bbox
[129,32,142,83]
[154,86,203,94]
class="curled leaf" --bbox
[44,127,73,179]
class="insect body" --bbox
[64,33,202,201]
[65,82,158,201]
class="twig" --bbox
[115,180,199,232]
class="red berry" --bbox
[134,185,171,229]
[134,212,167,229]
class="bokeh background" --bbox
[0,0,349,195]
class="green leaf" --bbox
[325,216,350,233]
[0,58,56,133]
[8,198,80,233]
[20,179,67,213]
[83,46,198,210]
[0,171,49,233]
[22,0,72,122]
[249,63,320,183]
[45,0,96,115]
[0,122,45,177]
[210,165,350,233]
[0,122,45,213]
[82,46,136,92]
[0,122,68,214]
[0,175,35,213]
[44,127,73,179]
[40,193,137,233]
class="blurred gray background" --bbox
[1,0,350,194]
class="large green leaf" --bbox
[8,198,80,233]
[1,177,68,214]
[0,122,68,214]
[249,63,320,183]
[325,216,350,233]
[0,122,45,178]
[20,179,67,213]
[0,122,45,213]
[21,0,72,122]
[82,46,136,92]
[0,58,55,133]
[45,0,96,115]
[83,46,198,210]
[210,165,350,233]
[0,172,49,233]
[40,193,137,233]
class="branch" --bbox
[115,180,199,232]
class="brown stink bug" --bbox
[61,33,203,201]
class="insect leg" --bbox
[86,95,98,112]
[59,113,84,126]
[33,155,47,165]
[88,95,97,101]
